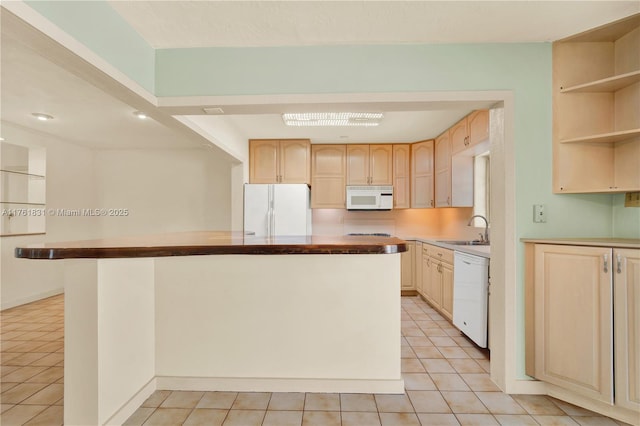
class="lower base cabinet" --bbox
[419,243,454,322]
[525,241,640,422]
[401,241,416,292]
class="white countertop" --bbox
[399,236,491,259]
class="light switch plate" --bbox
[533,204,546,223]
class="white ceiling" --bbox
[108,1,639,48]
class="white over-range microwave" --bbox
[346,186,393,211]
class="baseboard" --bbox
[401,290,418,296]
[103,377,156,426]
[1,288,63,311]
[156,376,405,394]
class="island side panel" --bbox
[154,254,403,393]
[63,259,156,426]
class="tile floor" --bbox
[0,294,632,425]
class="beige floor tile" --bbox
[304,393,340,411]
[460,374,501,392]
[449,359,485,374]
[30,341,63,353]
[301,410,340,426]
[1,383,48,404]
[550,399,601,417]
[4,341,49,353]
[403,373,437,391]
[142,390,172,408]
[1,381,20,393]
[268,392,305,411]
[430,336,459,347]
[1,352,23,363]
[402,358,426,373]
[422,327,450,337]
[456,413,500,425]
[412,346,444,359]
[430,373,472,391]
[231,392,271,410]
[415,320,439,329]
[2,366,48,382]
[417,413,461,425]
[476,392,527,415]
[402,346,417,358]
[1,331,28,340]
[452,336,475,347]
[406,336,435,347]
[573,417,620,426]
[341,411,381,426]
[2,352,48,366]
[122,407,155,425]
[160,391,204,409]
[533,415,581,425]
[379,412,421,426]
[441,391,489,414]
[0,404,48,425]
[29,353,64,367]
[22,405,63,426]
[374,394,414,413]
[439,347,472,359]
[443,327,463,337]
[2,404,15,413]
[402,326,426,337]
[463,346,490,360]
[25,366,64,384]
[340,393,377,412]
[421,358,456,373]
[262,410,303,426]
[512,395,566,416]
[197,391,238,409]
[494,414,541,425]
[406,390,451,413]
[21,383,64,405]
[142,407,191,425]
[183,408,228,426]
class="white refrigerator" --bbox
[243,184,312,237]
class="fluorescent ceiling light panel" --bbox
[282,112,383,127]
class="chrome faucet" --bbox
[468,215,489,244]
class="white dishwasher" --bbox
[453,251,490,348]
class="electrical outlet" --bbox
[533,204,546,223]
[625,192,640,207]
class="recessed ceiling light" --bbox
[0,137,5,141]
[32,113,54,121]
[133,111,148,120]
[282,112,383,127]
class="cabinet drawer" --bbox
[429,245,454,264]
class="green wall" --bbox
[23,1,638,379]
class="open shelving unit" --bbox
[553,14,640,193]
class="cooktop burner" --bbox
[347,233,392,237]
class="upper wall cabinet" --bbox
[434,131,452,207]
[451,111,490,156]
[346,144,392,186]
[553,14,640,193]
[393,144,411,209]
[411,140,434,208]
[249,139,310,184]
[311,144,346,209]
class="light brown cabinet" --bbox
[411,140,434,208]
[401,241,415,292]
[421,243,454,321]
[393,144,411,209]
[249,139,310,184]
[347,144,392,186]
[310,145,346,208]
[434,132,452,207]
[450,118,469,156]
[553,15,640,193]
[525,241,640,422]
[415,241,424,296]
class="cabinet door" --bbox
[434,132,451,207]
[347,145,370,185]
[401,241,415,291]
[411,140,434,208]
[249,140,279,183]
[421,249,432,300]
[534,244,613,404]
[450,118,469,155]
[370,144,393,185]
[468,110,490,147]
[415,242,424,296]
[393,145,411,208]
[440,261,454,322]
[311,145,346,208]
[427,258,443,309]
[279,139,310,184]
[614,248,640,411]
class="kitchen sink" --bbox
[436,240,490,246]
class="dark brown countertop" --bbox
[15,231,407,259]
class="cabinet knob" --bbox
[603,254,608,273]
[616,253,622,274]
[447,196,450,205]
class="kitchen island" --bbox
[15,232,406,426]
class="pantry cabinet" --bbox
[434,132,452,207]
[552,15,640,193]
[347,144,392,186]
[310,145,346,208]
[401,241,415,292]
[525,239,640,423]
[393,144,411,209]
[411,140,434,208]
[249,139,310,184]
